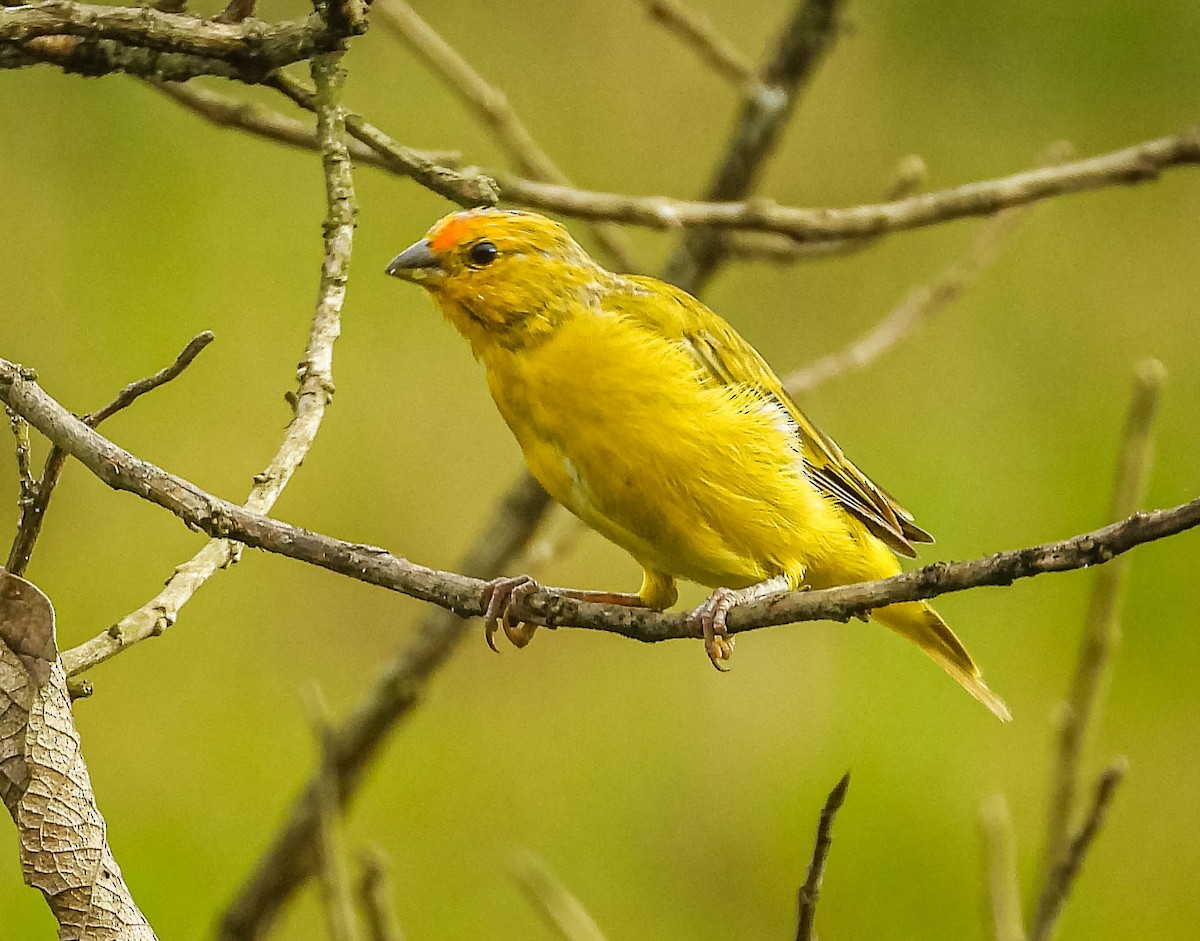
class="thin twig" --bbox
[58,49,357,678]
[1032,360,1165,934]
[485,129,1200,241]
[637,0,755,87]
[265,70,498,207]
[1030,760,1127,941]
[784,202,1030,395]
[215,473,552,941]
[3,359,1199,647]
[783,142,1065,392]
[374,0,637,271]
[85,331,216,425]
[723,153,928,263]
[358,849,405,941]
[5,329,214,577]
[664,0,846,292]
[510,849,610,941]
[796,772,850,941]
[6,408,35,510]
[153,80,460,168]
[151,79,1200,252]
[979,794,1025,941]
[306,680,362,941]
[214,0,256,25]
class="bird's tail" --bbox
[872,600,1011,722]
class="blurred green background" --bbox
[2,0,1199,937]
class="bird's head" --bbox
[386,208,609,354]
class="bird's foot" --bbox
[688,587,738,672]
[480,574,540,651]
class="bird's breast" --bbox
[480,314,849,586]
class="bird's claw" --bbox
[688,587,737,672]
[480,574,540,652]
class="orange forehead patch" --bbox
[428,213,486,253]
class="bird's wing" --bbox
[618,276,933,557]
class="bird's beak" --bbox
[385,238,444,284]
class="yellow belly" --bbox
[481,313,897,591]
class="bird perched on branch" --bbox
[386,209,1009,721]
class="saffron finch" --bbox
[386,209,1009,721]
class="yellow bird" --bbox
[387,209,1009,721]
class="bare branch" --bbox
[0,571,157,938]
[265,71,499,207]
[723,153,928,263]
[358,849,405,941]
[6,329,214,578]
[795,772,850,941]
[664,0,846,292]
[59,50,357,678]
[2,358,1198,648]
[215,0,257,25]
[784,201,1030,395]
[0,0,364,82]
[488,129,1200,241]
[87,330,217,427]
[153,80,460,173]
[510,849,611,941]
[216,473,551,941]
[152,78,1199,253]
[6,408,35,511]
[306,682,362,941]
[636,0,754,87]
[979,794,1025,941]
[1033,360,1165,932]
[374,0,637,271]
[1030,761,1127,941]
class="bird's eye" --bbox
[466,240,499,268]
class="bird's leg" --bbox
[478,578,649,652]
[689,574,794,671]
[480,574,540,651]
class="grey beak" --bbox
[385,238,441,279]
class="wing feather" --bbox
[617,276,933,557]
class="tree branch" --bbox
[0,0,366,82]
[307,684,363,941]
[5,329,214,578]
[263,70,499,207]
[6,409,35,513]
[4,358,1196,650]
[663,0,846,291]
[795,772,850,941]
[0,571,157,938]
[488,129,1200,241]
[783,199,1030,395]
[1032,360,1164,937]
[636,0,755,88]
[216,472,551,941]
[152,79,459,172]
[1029,761,1127,941]
[979,794,1026,941]
[722,152,928,264]
[59,52,356,678]
[357,848,404,941]
[150,77,1199,254]
[510,849,611,941]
